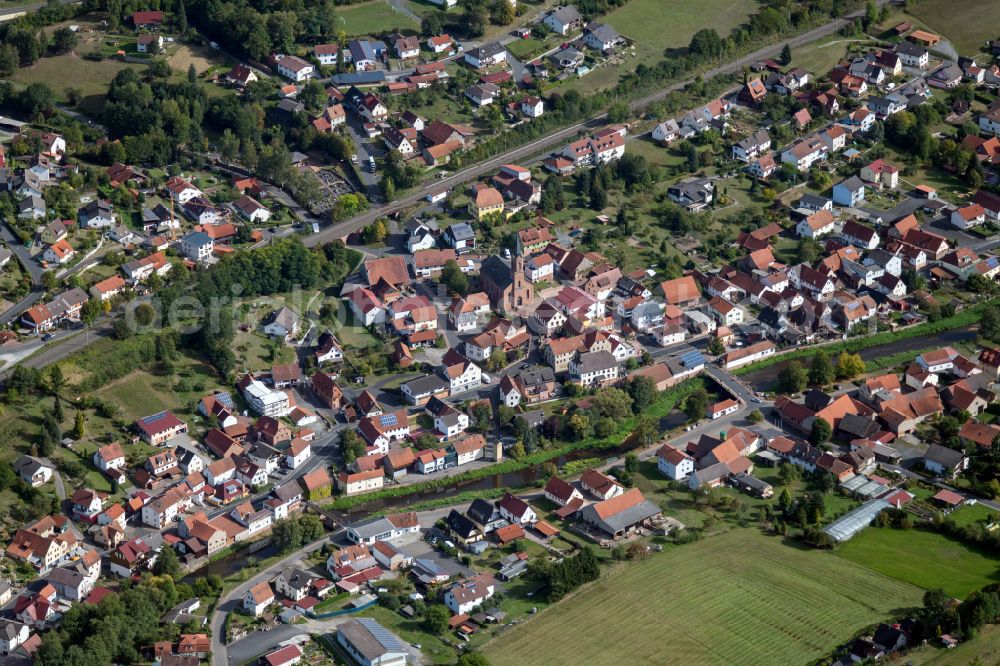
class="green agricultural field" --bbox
[605,0,759,62]
[835,528,1000,599]
[904,0,997,56]
[337,0,418,36]
[482,529,922,666]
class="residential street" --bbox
[302,0,885,247]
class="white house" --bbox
[542,5,582,35]
[951,204,987,229]
[520,96,544,118]
[464,43,506,70]
[832,177,866,207]
[444,575,495,615]
[0,620,30,655]
[781,137,827,172]
[795,209,836,238]
[656,446,694,480]
[497,493,537,525]
[233,196,271,224]
[524,254,554,282]
[708,398,740,419]
[275,55,314,81]
[651,119,679,144]
[179,231,214,262]
[980,103,1000,136]
[243,582,275,617]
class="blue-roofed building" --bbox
[679,350,706,368]
[663,349,706,384]
[180,230,214,262]
[349,39,387,71]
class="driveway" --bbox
[345,117,382,201]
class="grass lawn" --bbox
[506,36,552,61]
[482,529,922,666]
[605,0,759,63]
[905,623,1000,665]
[948,502,999,528]
[361,606,456,665]
[11,54,146,116]
[337,0,418,36]
[903,0,998,56]
[835,528,1000,598]
[233,329,296,373]
[791,37,860,76]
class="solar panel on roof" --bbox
[378,413,398,427]
[679,351,705,367]
[357,617,407,651]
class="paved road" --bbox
[0,221,45,325]
[0,0,78,20]
[0,321,115,379]
[302,5,878,247]
[209,531,339,665]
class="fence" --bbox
[306,598,377,620]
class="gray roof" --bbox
[182,230,213,247]
[518,409,545,427]
[668,177,713,202]
[338,618,407,662]
[275,98,305,114]
[469,43,505,59]
[46,566,86,588]
[574,350,618,374]
[447,222,475,241]
[519,366,555,387]
[895,41,926,57]
[268,306,299,331]
[736,130,771,151]
[331,71,386,85]
[924,443,965,468]
[799,193,830,208]
[733,473,771,493]
[437,410,463,428]
[580,496,661,535]
[837,176,866,193]
[0,620,26,641]
[547,5,582,24]
[587,22,620,44]
[692,462,730,485]
[275,566,314,591]
[403,373,449,396]
[823,498,890,542]
[480,255,513,292]
[19,195,45,212]
[467,498,500,525]
[446,509,480,539]
[14,455,52,477]
[347,515,398,539]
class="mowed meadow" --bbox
[483,529,923,666]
